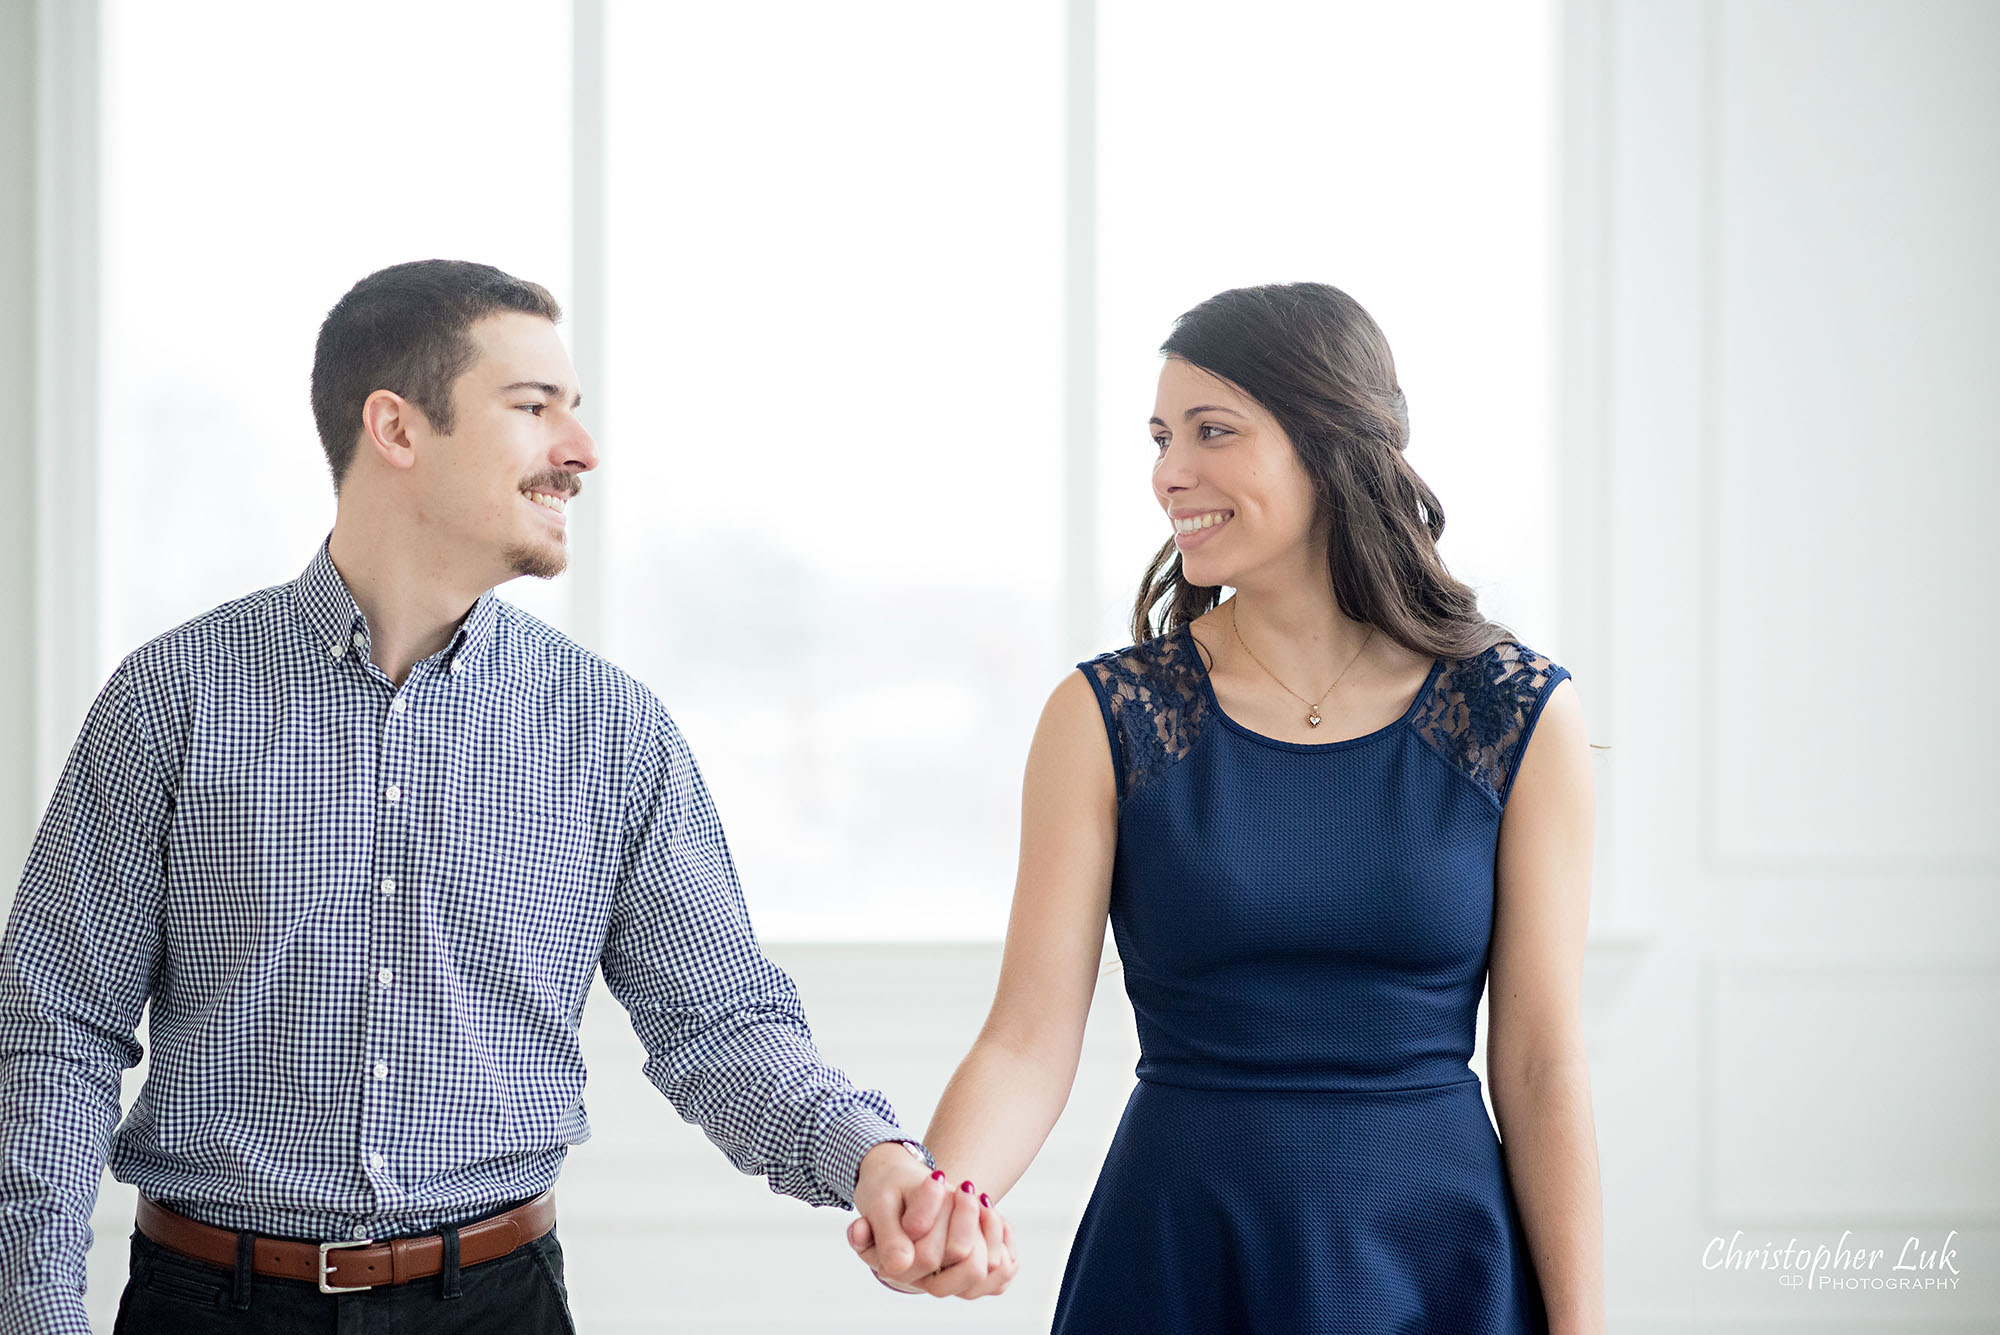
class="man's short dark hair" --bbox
[310,259,563,488]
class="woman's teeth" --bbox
[526,491,567,513]
[1173,511,1232,534]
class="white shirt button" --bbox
[379,877,396,896]
[449,658,464,675]
[371,1061,389,1081]
[376,967,393,987]
[330,641,346,659]
[383,784,401,804]
[367,1152,385,1171]
[352,631,366,648]
[391,698,408,715]
[352,1223,370,1240]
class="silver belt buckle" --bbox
[318,1238,374,1293]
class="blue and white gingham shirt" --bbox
[0,538,908,1334]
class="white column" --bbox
[0,0,38,900]
[1,0,98,907]
[32,0,100,831]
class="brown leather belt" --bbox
[135,1190,557,1294]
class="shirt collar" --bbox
[447,586,503,678]
[291,535,503,678]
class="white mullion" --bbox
[1063,0,1098,661]
[34,0,100,805]
[569,0,608,653]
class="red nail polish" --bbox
[930,1169,945,1181]
[960,1180,975,1193]
[979,1193,991,1208]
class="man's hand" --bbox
[847,1148,1018,1299]
[848,1142,950,1286]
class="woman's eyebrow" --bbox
[1149,405,1247,428]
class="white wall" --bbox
[1568,1,1998,1330]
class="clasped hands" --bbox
[848,1140,1018,1299]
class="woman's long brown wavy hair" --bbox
[1132,282,1517,665]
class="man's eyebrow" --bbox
[499,380,584,409]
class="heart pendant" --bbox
[1307,712,1322,727]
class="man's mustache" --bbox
[520,472,582,500]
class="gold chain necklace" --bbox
[1228,601,1374,729]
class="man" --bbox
[0,260,1015,1333]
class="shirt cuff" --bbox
[815,1105,911,1208]
[0,1286,93,1335]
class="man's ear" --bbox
[358,389,425,473]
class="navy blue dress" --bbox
[1051,620,1568,1334]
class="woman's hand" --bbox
[849,1177,1018,1299]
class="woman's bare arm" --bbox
[1486,679,1606,1335]
[920,667,1121,1201]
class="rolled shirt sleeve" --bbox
[599,703,904,1209]
[0,663,170,1335]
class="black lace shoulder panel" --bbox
[1077,624,1211,802]
[1412,639,1572,810]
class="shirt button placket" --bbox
[366,669,408,1213]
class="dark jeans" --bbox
[111,1222,577,1334]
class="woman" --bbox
[856,282,1604,1332]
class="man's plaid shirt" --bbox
[0,538,906,1333]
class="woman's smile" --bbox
[1171,507,1234,550]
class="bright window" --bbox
[1093,1,1558,643]
[601,0,1068,938]
[92,0,1554,942]
[97,0,576,673]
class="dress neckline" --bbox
[1179,620,1446,755]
